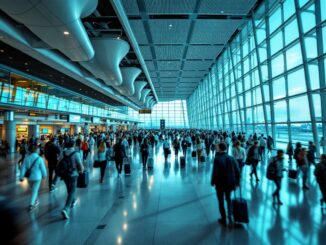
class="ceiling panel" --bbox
[183,60,213,70]
[150,71,158,77]
[198,0,257,15]
[145,61,156,71]
[144,0,197,14]
[149,20,191,44]
[129,20,148,44]
[159,71,180,77]
[160,78,179,83]
[121,0,140,15]
[139,45,153,60]
[181,70,207,77]
[179,78,201,83]
[191,19,243,44]
[154,45,185,60]
[186,45,223,60]
[157,60,181,70]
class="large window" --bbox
[187,0,326,150]
[138,100,188,129]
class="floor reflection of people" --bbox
[267,209,285,245]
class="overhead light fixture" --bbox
[17,80,27,83]
[24,62,28,65]
[26,69,30,72]
[168,24,173,29]
[63,31,70,35]
[9,56,13,60]
[220,10,224,14]
[0,49,4,53]
[117,36,121,40]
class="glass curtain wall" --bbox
[138,100,189,129]
[187,0,326,149]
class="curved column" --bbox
[116,67,142,96]
[80,38,130,86]
[140,89,151,104]
[1,0,98,61]
[2,111,16,153]
[134,81,147,101]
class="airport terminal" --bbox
[0,0,326,244]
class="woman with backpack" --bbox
[19,145,47,211]
[314,154,326,207]
[94,141,108,183]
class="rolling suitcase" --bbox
[77,171,89,188]
[180,156,186,168]
[124,164,131,175]
[124,157,131,175]
[148,157,154,170]
[192,151,196,157]
[200,155,206,162]
[288,169,298,180]
[232,187,249,223]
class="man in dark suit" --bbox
[211,142,240,227]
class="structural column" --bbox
[28,125,40,139]
[2,111,16,153]
[70,125,81,135]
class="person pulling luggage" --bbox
[211,142,240,227]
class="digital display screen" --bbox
[41,128,49,134]
[91,117,101,123]
[68,114,81,123]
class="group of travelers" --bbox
[8,128,326,227]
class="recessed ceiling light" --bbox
[0,49,4,53]
[63,31,70,35]
[26,69,30,72]
[117,36,120,40]
[220,10,224,14]
[9,56,13,60]
[24,62,28,65]
[168,24,173,29]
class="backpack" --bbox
[266,158,277,180]
[56,151,77,178]
[81,142,89,151]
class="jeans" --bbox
[216,188,232,221]
[273,177,282,201]
[63,176,78,211]
[99,161,107,182]
[28,180,41,206]
[48,165,58,189]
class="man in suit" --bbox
[211,142,240,227]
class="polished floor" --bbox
[0,143,325,245]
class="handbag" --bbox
[24,157,39,178]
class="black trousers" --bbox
[216,188,232,221]
[142,152,149,167]
[99,161,107,181]
[273,177,282,201]
[63,176,77,210]
[48,165,58,189]
[250,159,259,180]
[115,159,123,174]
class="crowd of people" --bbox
[6,128,326,226]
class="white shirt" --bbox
[20,153,47,181]
[232,147,246,161]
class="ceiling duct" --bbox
[0,13,141,110]
[116,67,142,96]
[1,0,98,61]
[134,81,147,101]
[80,38,130,86]
[110,0,158,103]
[140,89,151,104]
